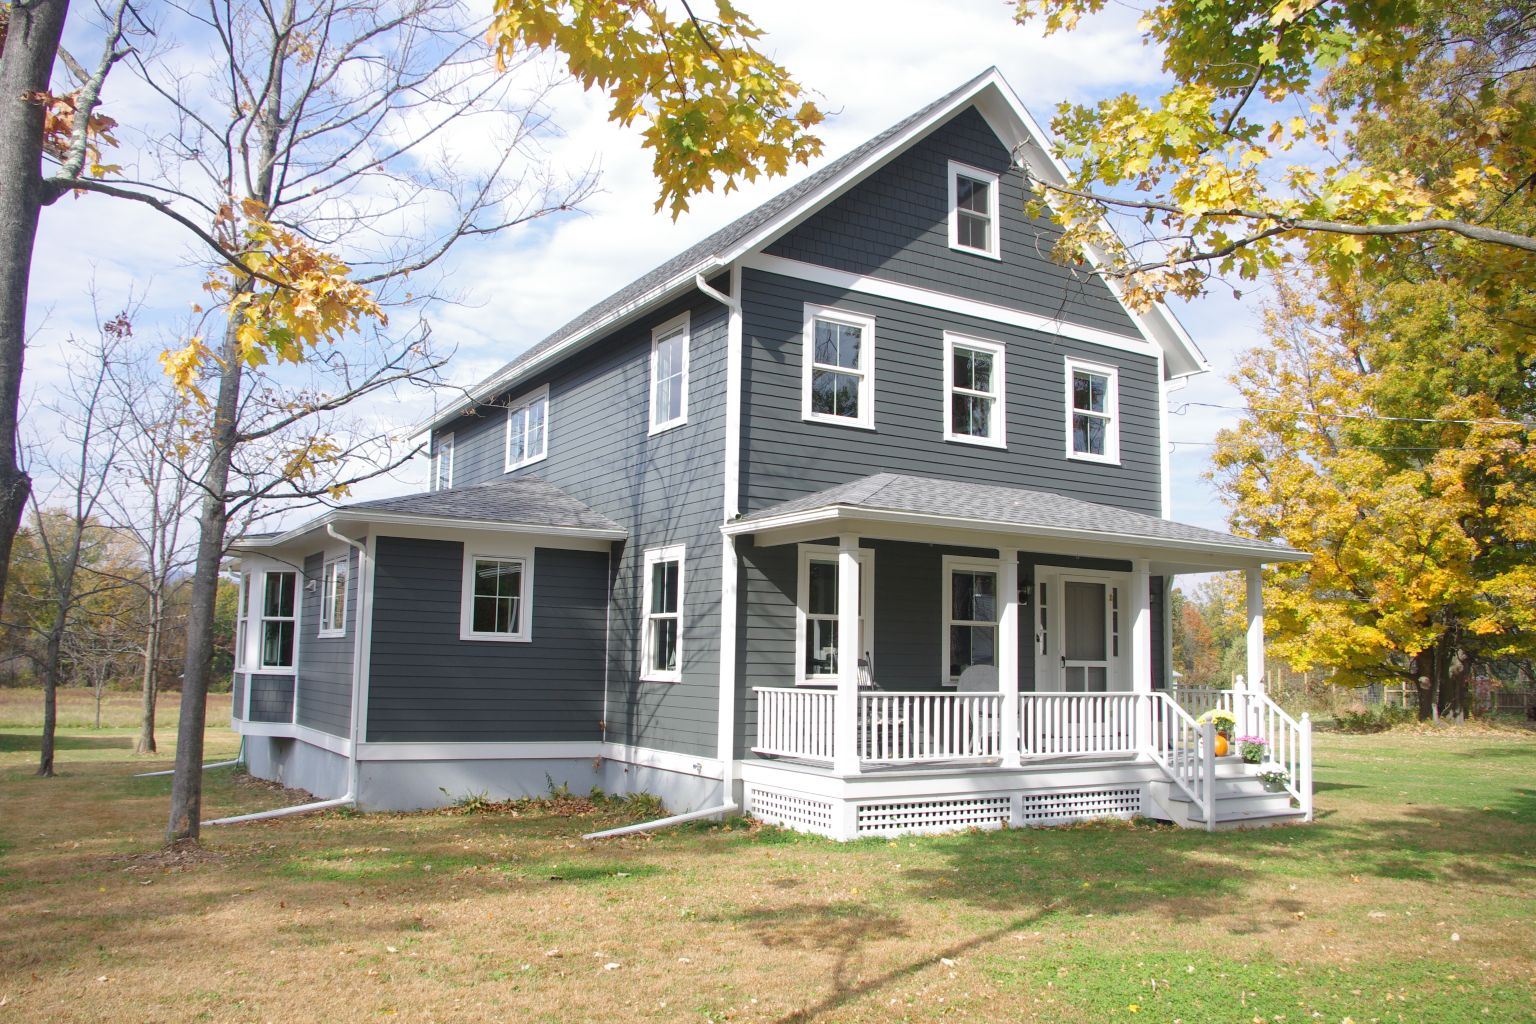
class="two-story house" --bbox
[228,69,1314,839]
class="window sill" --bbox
[1066,451,1122,467]
[317,629,346,640]
[253,666,297,676]
[943,432,1007,450]
[647,415,688,437]
[504,452,548,473]
[802,414,876,432]
[640,673,682,684]
[458,630,533,644]
[948,243,1001,261]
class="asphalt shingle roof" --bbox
[348,478,624,534]
[737,473,1303,557]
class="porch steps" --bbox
[1144,759,1306,830]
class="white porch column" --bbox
[1129,558,1152,693]
[833,534,861,775]
[998,549,1021,769]
[1245,567,1265,697]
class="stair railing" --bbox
[1144,692,1217,828]
[1243,686,1313,820]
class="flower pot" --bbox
[1261,778,1288,793]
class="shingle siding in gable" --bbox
[765,106,1140,338]
[295,549,356,737]
[433,292,731,759]
[739,268,1162,518]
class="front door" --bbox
[1035,573,1122,692]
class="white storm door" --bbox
[1059,578,1111,693]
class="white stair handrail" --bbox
[1143,691,1217,826]
[1244,687,1313,816]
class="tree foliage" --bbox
[1010,0,1536,308]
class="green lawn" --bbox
[0,702,1532,1023]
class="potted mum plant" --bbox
[1257,768,1290,793]
[1237,735,1268,764]
[1195,709,1237,756]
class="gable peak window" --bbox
[802,305,876,430]
[1065,358,1120,464]
[947,160,1000,259]
[943,333,1006,447]
[432,433,454,491]
[460,548,534,642]
[650,313,690,433]
[505,386,550,471]
[641,545,685,682]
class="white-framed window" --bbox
[1064,357,1120,464]
[795,544,875,685]
[318,554,349,637]
[801,304,876,429]
[947,160,1000,259]
[640,545,685,683]
[259,570,298,671]
[459,547,534,642]
[432,432,454,491]
[942,556,999,687]
[943,333,1007,447]
[504,385,550,471]
[234,573,250,671]
[649,313,690,434]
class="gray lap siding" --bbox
[433,293,729,758]
[247,673,295,723]
[740,268,1163,517]
[366,538,609,743]
[296,549,357,737]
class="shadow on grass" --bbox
[0,732,134,753]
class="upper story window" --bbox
[943,333,1007,448]
[432,432,454,491]
[505,385,549,471]
[641,545,684,682]
[1065,357,1120,464]
[801,304,876,430]
[318,554,349,637]
[259,570,297,670]
[460,546,534,642]
[650,313,690,434]
[947,160,1000,259]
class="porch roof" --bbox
[723,473,1307,572]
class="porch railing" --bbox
[753,687,835,761]
[1019,693,1143,758]
[1241,687,1315,820]
[859,692,1003,763]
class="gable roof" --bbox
[422,68,1207,435]
[725,473,1306,565]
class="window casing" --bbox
[795,545,875,685]
[459,547,534,642]
[943,333,1007,447]
[649,313,689,433]
[504,386,550,471]
[318,554,349,637]
[947,160,1000,259]
[432,432,454,491]
[234,573,250,671]
[801,304,876,429]
[641,545,685,682]
[942,557,999,686]
[1064,358,1120,464]
[259,570,297,671]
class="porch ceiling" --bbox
[723,473,1307,574]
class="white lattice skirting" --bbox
[857,796,1012,836]
[1019,787,1142,826]
[746,786,836,835]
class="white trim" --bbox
[1034,566,1132,693]
[1065,357,1121,465]
[748,253,1156,359]
[233,571,251,673]
[648,311,690,434]
[941,554,1002,687]
[317,552,349,638]
[801,303,877,430]
[947,159,1001,259]
[503,384,550,472]
[356,533,377,744]
[432,431,454,491]
[352,739,724,779]
[794,543,875,686]
[237,720,353,757]
[459,544,535,643]
[640,543,685,683]
[233,511,625,551]
[942,332,1007,448]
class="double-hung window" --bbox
[802,305,875,429]
[460,548,533,642]
[259,571,297,670]
[796,545,874,684]
[234,574,250,671]
[505,385,549,471]
[948,160,1000,258]
[1065,358,1120,463]
[943,333,1006,447]
[942,558,998,686]
[318,555,349,637]
[641,545,684,682]
[649,313,689,433]
[432,432,454,490]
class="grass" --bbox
[0,707,1532,1024]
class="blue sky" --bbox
[25,0,1269,535]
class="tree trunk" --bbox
[164,321,242,846]
[36,620,63,776]
[0,0,71,619]
[135,592,160,754]
[1414,646,1437,721]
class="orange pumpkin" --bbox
[1214,734,1230,757]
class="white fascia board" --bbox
[235,720,354,757]
[721,505,1308,564]
[231,509,626,551]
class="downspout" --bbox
[696,270,742,813]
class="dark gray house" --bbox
[230,69,1314,838]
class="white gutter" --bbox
[582,802,739,840]
[232,509,625,552]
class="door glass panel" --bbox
[1064,581,1107,661]
[1086,667,1108,692]
[1064,666,1085,693]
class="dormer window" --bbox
[947,161,1000,259]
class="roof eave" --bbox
[231,507,626,551]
